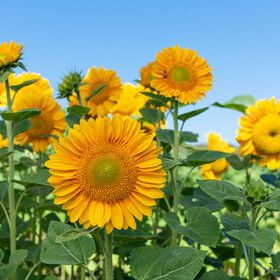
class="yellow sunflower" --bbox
[0,41,23,68]
[112,83,148,116]
[236,97,280,170]
[45,116,166,233]
[151,46,213,104]
[140,62,155,87]
[0,73,52,107]
[201,132,235,180]
[0,133,8,148]
[12,74,66,152]
[69,67,122,117]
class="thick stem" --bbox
[5,79,16,266]
[104,233,113,280]
[234,241,242,276]
[249,208,256,280]
[171,100,180,246]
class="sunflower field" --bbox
[0,41,280,280]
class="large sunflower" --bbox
[13,73,66,152]
[140,62,155,87]
[236,97,280,170]
[0,73,52,107]
[112,83,148,117]
[45,116,166,233]
[151,46,213,104]
[201,132,235,180]
[0,41,23,68]
[69,67,122,117]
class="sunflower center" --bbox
[28,116,53,137]
[79,144,138,203]
[252,114,280,155]
[89,154,122,186]
[171,67,190,83]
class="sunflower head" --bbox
[69,67,122,117]
[0,133,8,148]
[236,97,280,170]
[0,41,23,69]
[140,62,155,87]
[151,46,213,104]
[201,132,235,180]
[112,83,149,116]
[243,180,270,206]
[58,70,83,99]
[12,73,66,152]
[45,116,166,233]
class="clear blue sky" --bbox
[2,0,280,144]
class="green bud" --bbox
[223,199,240,212]
[58,71,83,99]
[243,180,270,206]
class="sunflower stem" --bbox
[104,233,113,280]
[171,100,180,246]
[249,207,257,280]
[5,78,16,280]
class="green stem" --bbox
[171,100,180,246]
[249,208,257,280]
[5,79,16,279]
[235,241,242,276]
[104,233,113,280]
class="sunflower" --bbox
[236,97,280,170]
[201,132,235,180]
[0,41,23,68]
[140,62,155,87]
[45,116,166,233]
[151,46,213,104]
[69,67,122,117]
[0,133,8,148]
[12,73,66,152]
[0,73,52,107]
[112,83,148,116]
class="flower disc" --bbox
[151,46,213,104]
[45,116,166,233]
[236,97,280,170]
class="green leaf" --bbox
[140,108,164,123]
[13,119,31,136]
[0,148,12,159]
[156,129,174,145]
[10,79,38,92]
[2,109,41,122]
[0,249,3,263]
[226,154,245,170]
[0,70,12,83]
[198,180,243,203]
[140,91,169,106]
[220,213,249,231]
[212,95,256,113]
[184,150,231,166]
[85,84,107,102]
[228,229,277,255]
[180,131,199,143]
[259,189,280,210]
[13,169,50,187]
[178,107,209,122]
[272,252,280,271]
[200,270,231,280]
[130,246,206,280]
[165,207,220,247]
[160,156,181,170]
[67,105,90,117]
[0,249,28,279]
[40,221,95,265]
[55,228,96,242]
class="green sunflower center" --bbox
[90,154,122,186]
[171,67,190,83]
[252,114,280,155]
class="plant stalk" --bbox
[249,207,257,280]
[171,100,180,246]
[104,233,113,280]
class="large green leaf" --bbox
[220,213,249,231]
[178,107,209,122]
[13,119,32,136]
[40,221,95,265]
[228,229,277,255]
[259,189,280,211]
[160,156,181,170]
[140,108,164,123]
[200,270,231,280]
[85,84,107,102]
[0,249,27,279]
[10,79,38,92]
[67,105,90,117]
[184,150,231,166]
[130,246,206,280]
[180,131,199,143]
[198,180,243,203]
[165,207,220,247]
[13,169,50,187]
[1,108,41,122]
[156,129,198,145]
[212,95,256,113]
[272,252,280,271]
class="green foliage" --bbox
[67,105,90,116]
[140,108,164,123]
[1,108,41,122]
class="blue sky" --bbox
[2,0,280,144]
